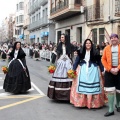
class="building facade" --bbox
[85,0,120,45]
[13,15,17,40]
[28,0,55,44]
[24,0,30,43]
[8,14,16,42]
[0,18,9,41]
[49,0,120,45]
[49,0,85,43]
[16,0,24,42]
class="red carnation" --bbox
[49,70,54,73]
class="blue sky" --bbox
[0,0,16,26]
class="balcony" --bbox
[86,4,104,22]
[50,0,81,21]
[28,0,48,15]
[16,21,24,27]
[28,16,49,31]
[115,0,120,17]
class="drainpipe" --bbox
[108,0,110,21]
[109,0,113,33]
[111,0,113,33]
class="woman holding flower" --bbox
[47,34,76,101]
[70,39,106,108]
[3,42,31,94]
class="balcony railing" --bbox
[115,0,120,16]
[86,4,103,22]
[50,0,69,14]
[28,0,48,15]
[28,16,48,30]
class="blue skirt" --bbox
[77,63,101,94]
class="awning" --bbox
[30,35,35,39]
[19,34,23,39]
[40,32,49,37]
[44,32,49,36]
[40,32,45,37]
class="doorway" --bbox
[57,31,61,43]
[65,29,70,36]
[77,27,82,43]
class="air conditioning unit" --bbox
[80,6,84,13]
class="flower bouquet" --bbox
[1,66,8,74]
[48,65,56,74]
[67,70,77,79]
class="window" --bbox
[34,16,35,22]
[94,0,100,19]
[52,0,54,3]
[37,37,39,43]
[43,10,45,17]
[99,28,104,45]
[92,29,97,45]
[118,25,120,40]
[32,17,34,23]
[64,0,69,6]
[26,5,27,13]
[15,29,17,35]
[19,15,24,23]
[75,0,81,4]
[19,2,24,10]
[46,8,48,16]
[39,13,41,20]
[16,16,19,24]
[57,31,61,43]
[17,29,20,35]
[115,0,120,16]
[19,28,21,35]
[36,14,38,21]
[16,4,18,11]
[51,3,54,13]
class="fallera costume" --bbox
[1,48,7,60]
[33,47,40,60]
[47,42,76,100]
[70,47,107,108]
[3,46,31,94]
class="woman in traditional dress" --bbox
[0,45,2,58]
[70,39,107,108]
[7,46,13,63]
[51,46,57,64]
[3,42,31,94]
[33,45,40,61]
[1,46,7,60]
[29,45,34,58]
[47,34,76,101]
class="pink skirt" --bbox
[70,65,107,109]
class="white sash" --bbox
[8,58,28,77]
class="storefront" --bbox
[40,32,49,44]
[30,35,35,44]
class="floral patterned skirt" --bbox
[70,65,107,109]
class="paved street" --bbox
[0,56,119,120]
